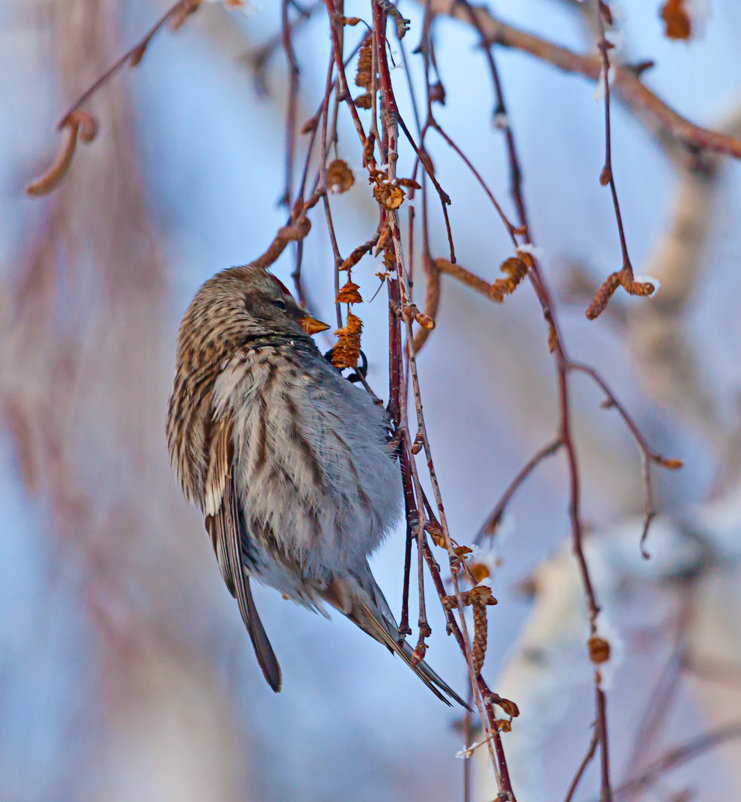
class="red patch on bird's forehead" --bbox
[270,274,292,296]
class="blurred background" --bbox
[2,0,741,800]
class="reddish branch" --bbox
[297,1,690,797]
[475,439,563,545]
[420,0,741,160]
[454,1,614,796]
[373,2,516,795]
[279,0,302,207]
[375,1,677,797]
[592,0,640,312]
[58,0,200,125]
[568,361,683,557]
[251,216,312,270]
[564,730,599,802]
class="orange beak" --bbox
[300,314,331,335]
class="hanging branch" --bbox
[585,0,655,318]
[567,362,683,557]
[372,2,516,796]
[416,0,741,160]
[26,0,205,196]
[474,439,563,545]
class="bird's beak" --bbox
[300,314,331,335]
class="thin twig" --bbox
[58,0,198,126]
[474,439,563,545]
[373,3,515,793]
[246,0,320,96]
[251,217,312,270]
[279,0,302,207]
[417,0,741,160]
[456,2,613,796]
[323,0,374,164]
[624,588,695,779]
[568,361,683,557]
[594,1,634,280]
[564,728,600,802]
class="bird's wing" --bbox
[204,417,282,692]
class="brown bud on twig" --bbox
[397,177,422,191]
[585,271,621,319]
[327,159,355,193]
[588,635,611,664]
[252,216,311,270]
[660,0,692,40]
[424,521,445,548]
[410,640,427,666]
[654,456,684,471]
[410,621,432,666]
[442,585,497,611]
[488,693,520,719]
[362,134,376,167]
[469,561,491,584]
[429,82,446,105]
[598,0,613,26]
[129,42,148,67]
[415,311,435,330]
[168,0,200,31]
[401,302,434,330]
[341,234,379,272]
[74,111,99,143]
[374,225,391,256]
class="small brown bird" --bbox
[166,263,463,705]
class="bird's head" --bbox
[175,264,330,370]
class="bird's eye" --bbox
[271,298,287,311]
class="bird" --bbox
[166,262,465,706]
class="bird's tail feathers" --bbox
[322,569,468,708]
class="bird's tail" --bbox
[320,565,468,708]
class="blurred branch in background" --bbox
[626,103,741,458]
[2,1,253,799]
[420,0,741,162]
[5,0,741,801]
